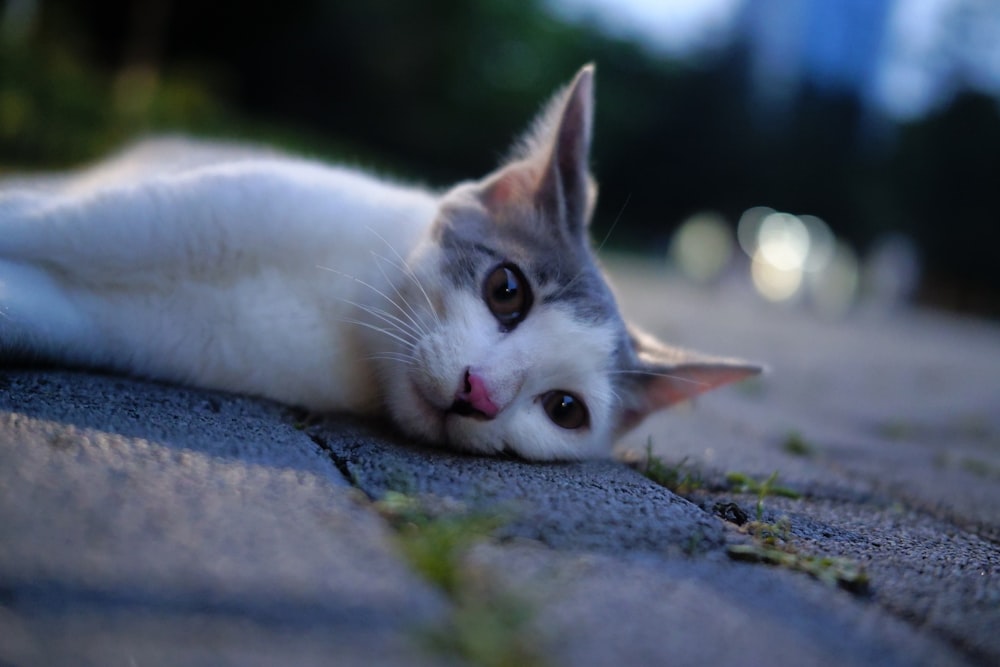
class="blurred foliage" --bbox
[1,0,998,313]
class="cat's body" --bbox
[0,66,759,460]
[1,139,438,415]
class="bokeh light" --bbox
[736,206,860,313]
[807,241,860,318]
[751,249,804,302]
[798,214,835,272]
[668,212,734,283]
[737,206,774,258]
[757,212,811,271]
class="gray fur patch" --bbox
[433,200,622,329]
[540,265,619,326]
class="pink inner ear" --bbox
[649,363,761,407]
[618,363,761,435]
[482,165,538,212]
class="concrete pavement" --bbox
[1,258,997,666]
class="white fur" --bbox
[1,142,439,414]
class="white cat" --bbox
[0,65,759,460]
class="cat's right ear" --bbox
[480,65,597,239]
[614,327,764,435]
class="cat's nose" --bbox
[451,369,500,420]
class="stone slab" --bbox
[0,371,446,667]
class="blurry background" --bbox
[2,0,998,317]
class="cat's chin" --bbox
[393,382,449,443]
[400,393,502,456]
[391,380,508,456]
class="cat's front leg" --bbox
[0,174,245,368]
[0,255,101,365]
[0,184,161,366]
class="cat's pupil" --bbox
[542,391,588,430]
[493,268,518,302]
[483,263,532,329]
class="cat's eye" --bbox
[483,263,532,329]
[541,391,589,430]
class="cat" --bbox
[0,64,760,460]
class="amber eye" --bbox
[541,391,589,430]
[483,263,532,329]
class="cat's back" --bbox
[3,136,436,212]
[71,136,280,188]
[0,136,441,267]
[0,136,269,195]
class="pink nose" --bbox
[455,370,500,419]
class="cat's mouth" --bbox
[408,371,499,425]
[446,398,494,421]
[405,377,490,435]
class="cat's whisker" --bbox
[370,348,417,358]
[364,226,439,322]
[548,192,631,302]
[326,290,421,344]
[545,264,583,304]
[318,264,427,339]
[341,298,423,343]
[594,192,631,255]
[366,352,417,367]
[369,251,434,334]
[334,317,416,350]
[376,255,440,331]
[366,354,419,366]
[608,369,712,387]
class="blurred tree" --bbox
[1,0,997,314]
[890,92,1000,313]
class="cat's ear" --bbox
[481,64,597,238]
[615,328,764,435]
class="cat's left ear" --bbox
[615,328,764,435]
[481,64,597,239]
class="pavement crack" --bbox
[306,431,359,488]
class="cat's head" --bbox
[376,65,760,460]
